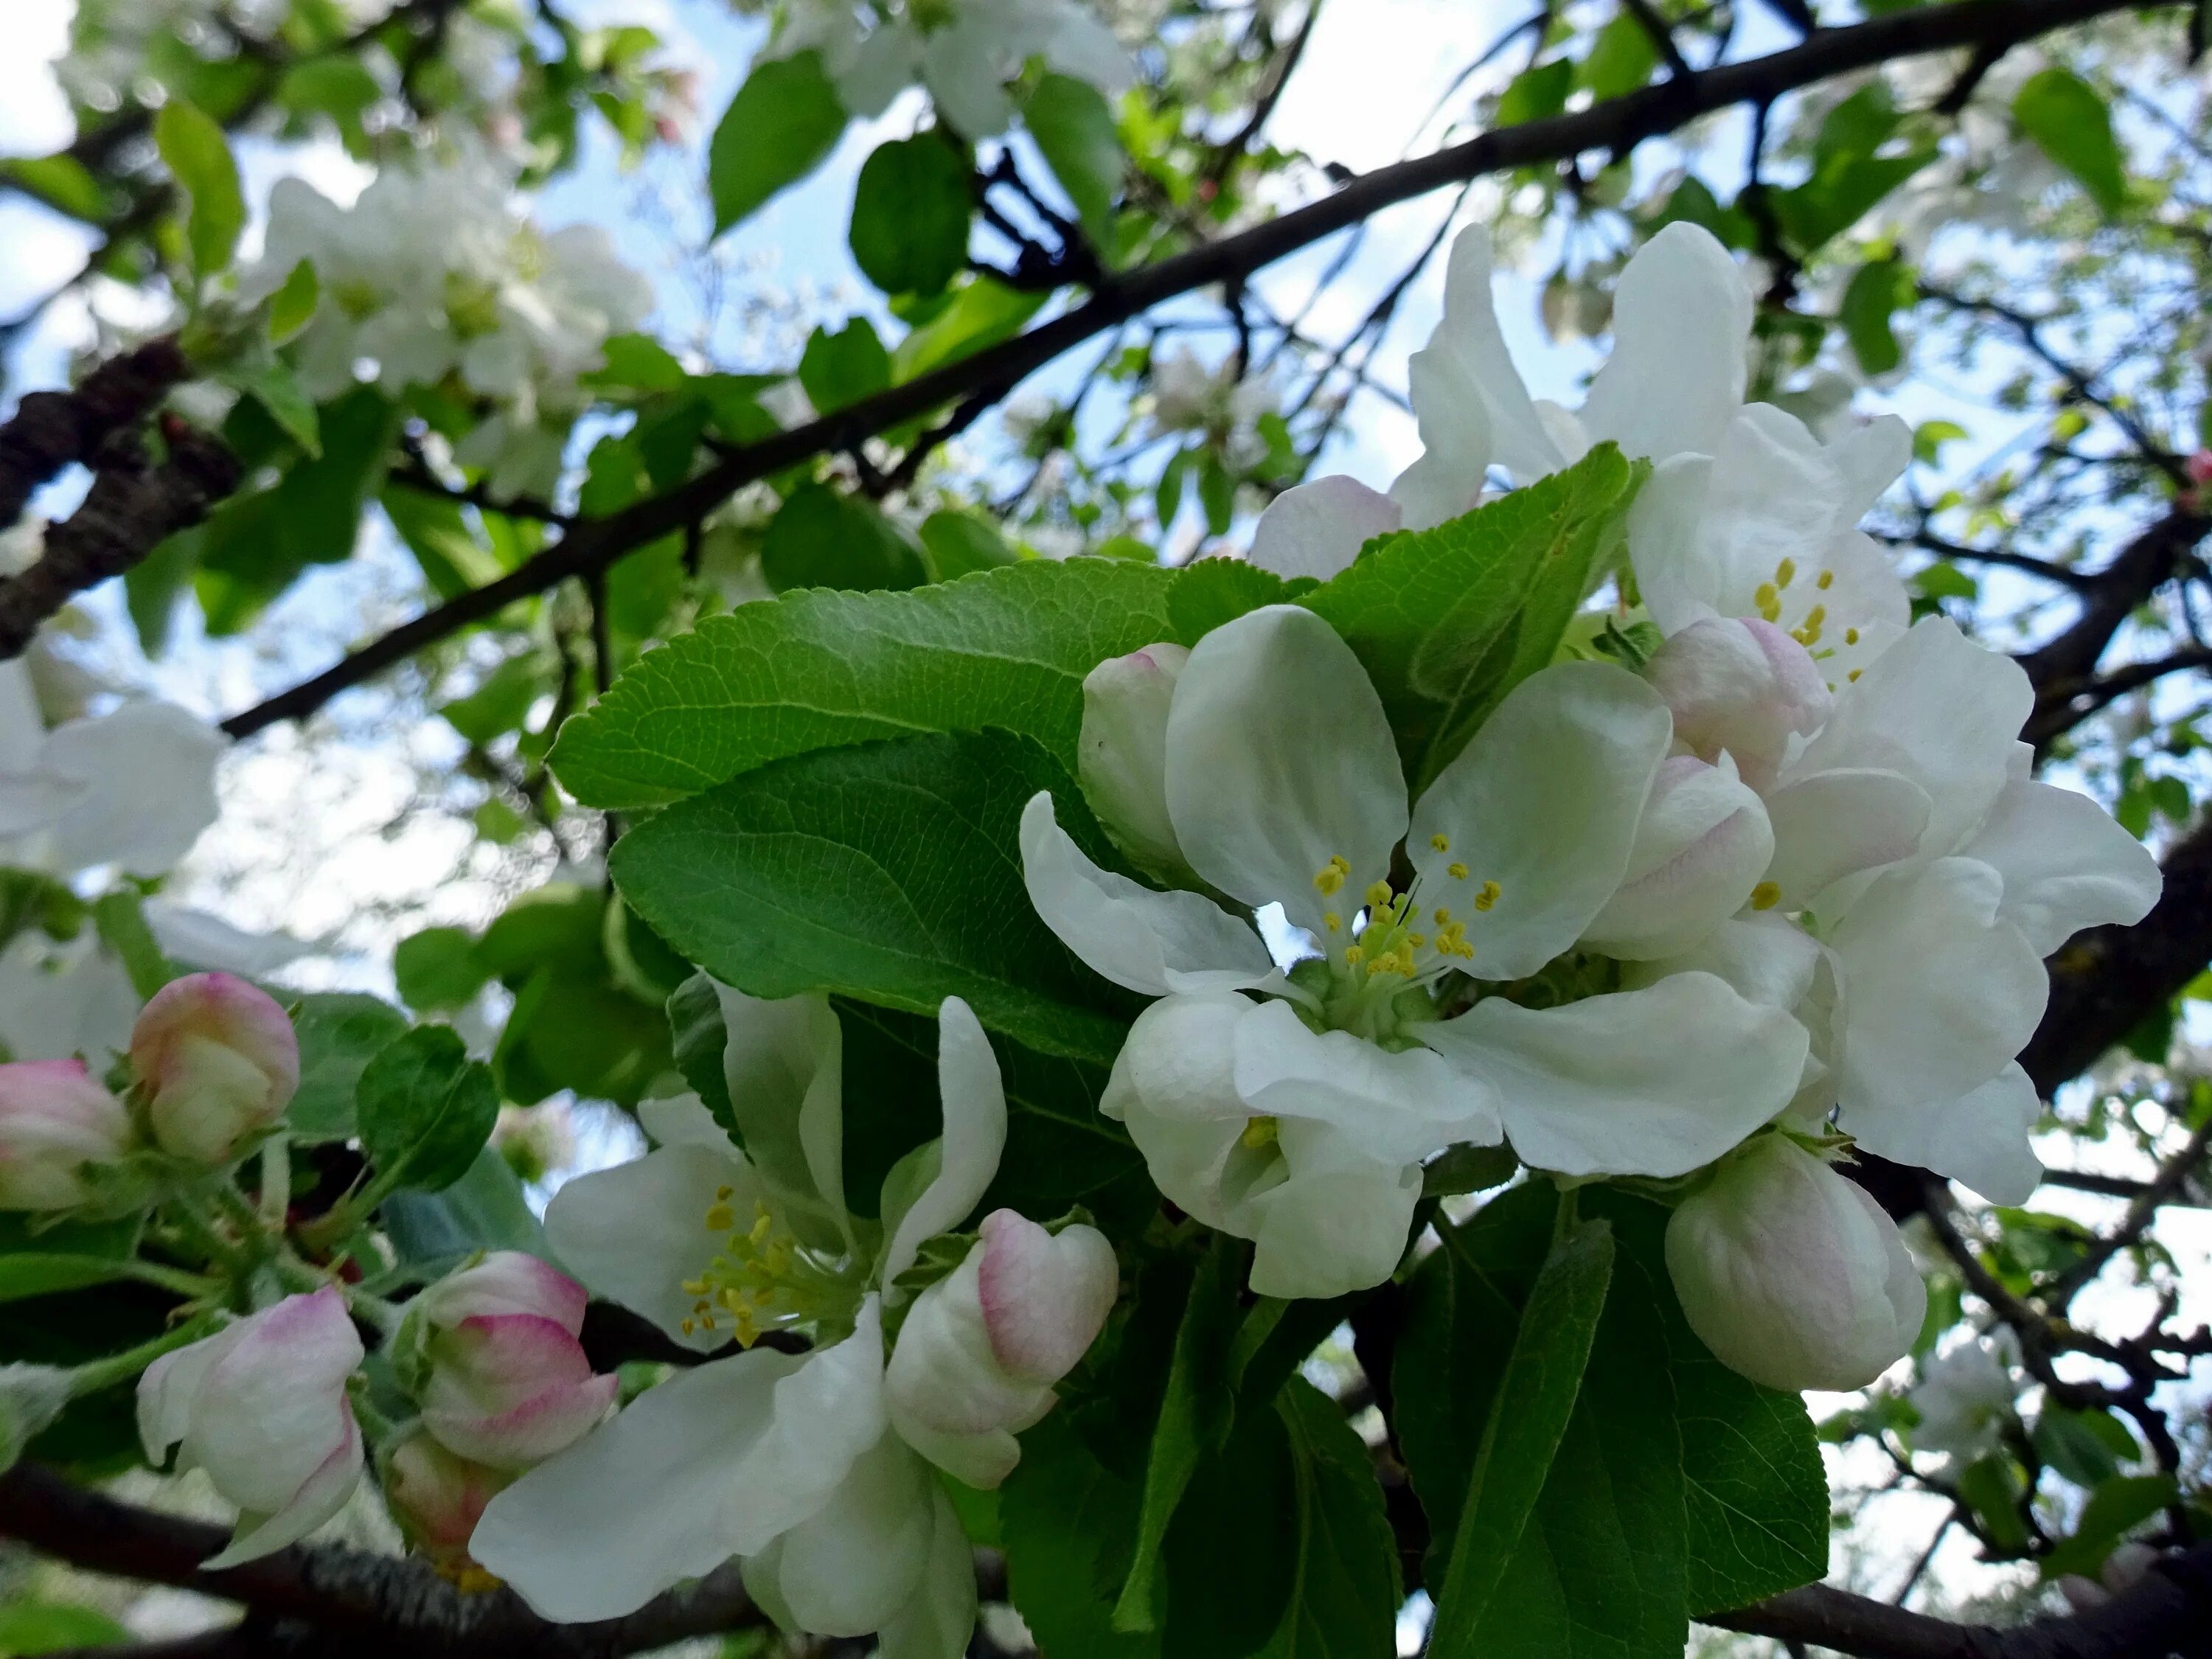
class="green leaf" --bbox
[798,320,893,415]
[759,482,928,594]
[1300,444,1641,791]
[153,99,243,279]
[850,132,973,296]
[227,361,321,457]
[1498,58,1573,125]
[2032,1406,2140,1490]
[286,993,411,1143]
[0,1599,133,1655]
[919,509,1020,580]
[0,1254,136,1304]
[2039,1474,2177,1579]
[1025,73,1124,254]
[609,729,1141,1065]
[893,276,1046,382]
[356,1026,500,1195]
[394,928,493,1012]
[550,558,1206,810]
[709,50,849,234]
[1114,1235,1247,1632]
[381,487,504,599]
[1425,1206,1615,1659]
[266,259,321,344]
[1003,1413,1161,1659]
[438,653,547,746]
[380,1146,549,1267]
[1,154,115,222]
[1840,260,1914,378]
[836,1000,1149,1228]
[1577,13,1660,100]
[2013,69,2126,216]
[668,970,738,1132]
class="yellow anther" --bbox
[1754,582,1781,623]
[1844,627,1860,646]
[1240,1116,1281,1150]
[681,1318,696,1336]
[1407,932,1426,950]
[1314,864,1345,896]
[1792,605,1826,647]
[1447,861,1469,881]
[1344,945,1365,966]
[1434,908,1453,925]
[681,1277,708,1296]
[1775,557,1797,589]
[1430,833,1451,852]
[715,1186,734,1201]
[1324,911,1341,933]
[1848,668,1863,683]
[1474,880,1501,912]
[1816,569,1834,591]
[749,1207,774,1247]
[1750,881,1781,911]
[704,1204,734,1232]
[1366,880,1394,909]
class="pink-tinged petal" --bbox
[0,1058,130,1211]
[1247,476,1402,582]
[420,1251,588,1333]
[975,1211,1119,1385]
[425,1369,620,1470]
[131,972,299,1163]
[203,1406,364,1569]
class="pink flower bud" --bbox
[1582,754,1775,961]
[1079,644,1192,880]
[385,1432,512,1568]
[0,1060,130,1211]
[138,1287,365,1568]
[130,973,299,1164]
[414,1252,617,1471]
[1666,1135,1925,1394]
[1645,617,1832,791]
[886,1210,1118,1488]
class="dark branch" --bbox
[0,335,189,529]
[2017,507,2211,708]
[2026,644,2212,746]
[0,417,240,658]
[215,0,2185,740]
[0,1461,760,1659]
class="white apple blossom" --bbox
[246,150,653,501]
[137,1287,366,1568]
[1023,603,1809,1298]
[1078,644,1192,882]
[1907,1329,2023,1462]
[1146,348,1280,471]
[470,991,1115,1650]
[0,1059,131,1211]
[1665,1133,1925,1392]
[756,0,1130,139]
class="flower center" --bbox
[1304,839,1505,1043]
[1750,557,1840,648]
[678,1189,858,1345]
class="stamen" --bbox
[1774,557,1797,589]
[1240,1116,1280,1150]
[1430,833,1451,852]
[1792,605,1826,647]
[1816,569,1834,591]
[1365,880,1394,909]
[1848,668,1862,683]
[1313,854,1350,896]
[1844,627,1860,646]
[1447,862,1469,881]
[1754,582,1781,623]
[1750,881,1781,911]
[1324,912,1341,933]
[1474,880,1500,912]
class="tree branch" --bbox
[2026,644,2212,746]
[2017,508,2211,704]
[0,335,189,529]
[0,1462,760,1659]
[214,0,2185,740]
[1705,1544,2212,1658]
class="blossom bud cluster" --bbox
[244,150,653,501]
[0,973,299,1210]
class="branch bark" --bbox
[0,335,189,530]
[214,0,2181,740]
[0,1461,760,1659]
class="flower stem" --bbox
[66,1315,220,1397]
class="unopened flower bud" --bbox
[1582,754,1775,961]
[385,1431,512,1570]
[1079,644,1192,880]
[886,1209,1119,1488]
[138,1287,365,1568]
[0,1060,130,1211]
[412,1251,617,1470]
[131,973,299,1164]
[1645,617,1832,790]
[1666,1135,1925,1393]
[0,1363,73,1471]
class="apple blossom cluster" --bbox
[1023,220,2161,1394]
[244,149,653,500]
[745,0,1131,137]
[1146,347,1281,473]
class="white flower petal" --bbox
[880,999,1007,1293]
[1232,995,1498,1161]
[1581,753,1774,961]
[1787,618,2031,855]
[1165,606,1406,937]
[1248,476,1404,581]
[1958,779,2160,955]
[1018,793,1279,996]
[35,703,226,877]
[876,1488,979,1659]
[1578,223,1752,465]
[751,1433,936,1635]
[1243,1144,1422,1301]
[545,1142,757,1349]
[1825,414,1913,521]
[1829,858,2047,1124]
[1409,659,1672,978]
[1763,767,1933,909]
[637,1091,734,1149]
[1862,1063,2043,1206]
[1624,912,1823,1015]
[1424,973,1807,1178]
